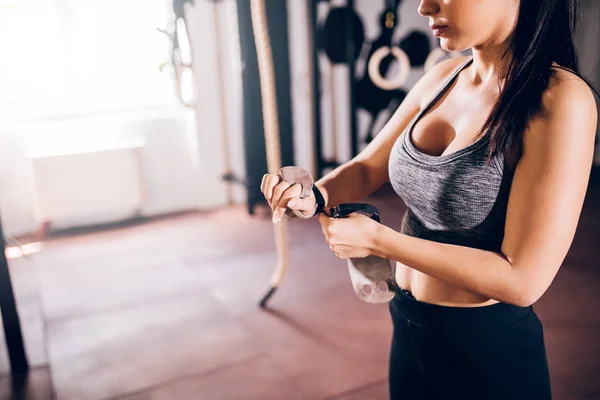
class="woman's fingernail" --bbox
[273,209,283,222]
[288,199,298,207]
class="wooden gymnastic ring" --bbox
[367,46,410,90]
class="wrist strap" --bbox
[330,203,380,222]
[312,185,325,215]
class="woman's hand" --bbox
[261,172,317,222]
[318,212,381,259]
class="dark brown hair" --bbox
[482,0,599,164]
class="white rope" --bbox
[250,0,289,291]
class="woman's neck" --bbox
[469,42,513,90]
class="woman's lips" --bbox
[430,25,448,37]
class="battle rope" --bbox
[250,0,290,308]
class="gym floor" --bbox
[1,169,599,400]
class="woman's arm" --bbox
[372,72,598,307]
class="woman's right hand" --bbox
[261,172,317,222]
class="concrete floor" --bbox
[1,170,599,400]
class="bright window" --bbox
[0,0,177,121]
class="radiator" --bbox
[27,140,145,230]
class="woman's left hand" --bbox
[318,212,382,259]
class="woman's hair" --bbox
[483,0,599,164]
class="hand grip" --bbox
[277,167,316,219]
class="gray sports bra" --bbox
[388,58,515,252]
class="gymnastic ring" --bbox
[367,46,410,90]
[424,47,464,72]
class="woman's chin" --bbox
[440,39,468,53]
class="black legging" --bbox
[389,288,552,399]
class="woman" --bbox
[261,0,598,398]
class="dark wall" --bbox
[236,0,294,212]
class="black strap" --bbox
[312,185,326,215]
[310,186,380,223]
[329,203,380,223]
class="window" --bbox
[0,0,178,121]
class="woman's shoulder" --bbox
[504,63,596,170]
[425,55,471,80]
[412,55,471,106]
[522,64,597,166]
[543,64,597,118]
[532,64,597,126]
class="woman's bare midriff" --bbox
[394,261,500,307]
